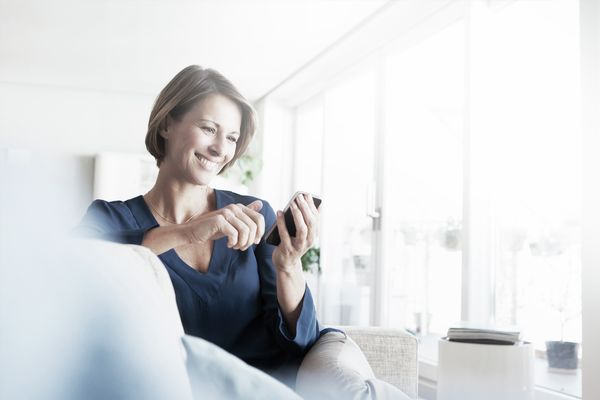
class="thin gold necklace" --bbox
[145,197,203,225]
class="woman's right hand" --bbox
[185,200,265,251]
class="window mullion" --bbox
[461,5,494,325]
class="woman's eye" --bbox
[202,126,216,134]
[227,136,239,144]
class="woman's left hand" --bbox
[272,193,320,273]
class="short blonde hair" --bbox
[145,65,257,172]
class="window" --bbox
[383,19,465,335]
[295,65,378,326]
[281,0,581,396]
[468,0,582,350]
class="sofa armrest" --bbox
[340,326,418,399]
[125,244,185,338]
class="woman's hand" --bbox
[272,193,320,273]
[185,200,265,251]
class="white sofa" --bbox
[128,242,419,399]
[0,239,417,399]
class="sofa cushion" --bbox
[296,331,412,399]
[126,244,185,337]
[340,326,418,397]
[182,334,301,400]
[0,238,194,400]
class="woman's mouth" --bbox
[195,153,220,171]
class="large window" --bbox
[382,19,465,335]
[467,0,582,349]
[295,65,378,325]
[288,0,581,391]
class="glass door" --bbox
[317,65,378,326]
[381,20,466,334]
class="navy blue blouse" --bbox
[76,189,322,385]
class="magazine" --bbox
[446,323,522,345]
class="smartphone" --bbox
[264,191,322,246]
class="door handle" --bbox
[366,181,381,230]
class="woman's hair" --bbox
[145,65,257,172]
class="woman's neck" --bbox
[144,169,214,224]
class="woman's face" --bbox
[161,93,242,186]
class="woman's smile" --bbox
[194,152,221,171]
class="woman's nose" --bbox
[207,133,226,156]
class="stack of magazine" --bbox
[446,324,522,345]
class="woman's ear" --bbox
[160,115,174,139]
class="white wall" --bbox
[0,81,156,216]
[581,0,600,398]
[0,82,153,155]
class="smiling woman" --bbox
[145,65,255,173]
[155,94,242,188]
[74,65,327,389]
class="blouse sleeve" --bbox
[254,200,321,357]
[74,200,158,245]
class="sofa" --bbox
[0,238,417,399]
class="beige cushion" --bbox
[296,331,411,399]
[341,326,418,398]
[182,334,301,400]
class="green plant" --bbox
[237,154,263,185]
[301,247,321,274]
[221,154,263,186]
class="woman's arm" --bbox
[272,194,320,336]
[254,199,319,355]
[275,261,306,337]
[76,199,265,255]
[141,224,193,254]
[144,201,266,254]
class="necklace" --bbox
[145,197,203,225]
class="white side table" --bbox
[437,338,534,400]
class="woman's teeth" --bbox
[195,154,219,171]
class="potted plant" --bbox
[533,233,581,371]
[545,284,580,371]
[301,247,321,275]
[301,247,321,296]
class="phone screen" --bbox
[265,192,322,246]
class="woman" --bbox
[77,65,323,386]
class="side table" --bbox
[437,338,534,400]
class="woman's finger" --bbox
[238,204,265,245]
[230,204,260,249]
[290,199,308,246]
[305,194,320,241]
[222,207,251,250]
[215,214,239,248]
[306,193,319,215]
[296,195,315,244]
[276,210,292,249]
